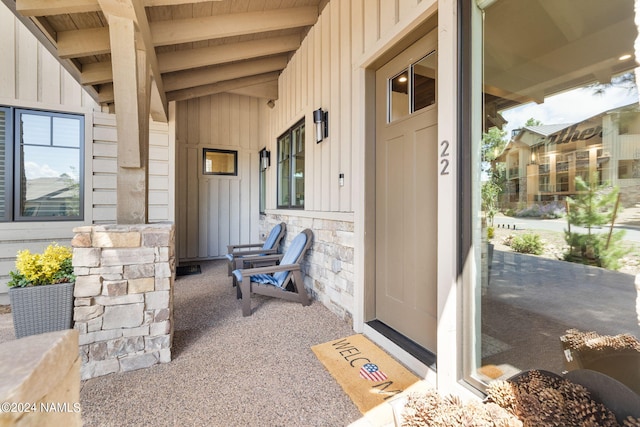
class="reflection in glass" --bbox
[0,110,6,220]
[21,114,50,146]
[292,125,305,207]
[203,149,237,175]
[19,112,82,219]
[278,134,291,207]
[412,51,437,112]
[474,0,640,394]
[277,121,305,209]
[389,69,409,121]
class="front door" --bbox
[375,31,438,353]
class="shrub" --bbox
[510,233,544,255]
[8,243,75,288]
[515,204,541,217]
[487,226,495,240]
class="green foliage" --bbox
[481,127,507,163]
[511,233,544,255]
[563,174,627,269]
[7,243,75,288]
[487,226,495,240]
[524,118,543,127]
[481,180,501,226]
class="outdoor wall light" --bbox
[313,108,329,143]
[259,147,271,170]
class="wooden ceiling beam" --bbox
[98,83,114,104]
[81,61,113,85]
[144,0,223,5]
[58,27,110,58]
[163,55,288,92]
[81,34,296,85]
[166,72,279,102]
[57,7,312,59]
[17,0,101,16]
[88,0,167,120]
[17,0,222,16]
[129,0,168,121]
[158,34,299,73]
[150,6,318,46]
[227,81,278,100]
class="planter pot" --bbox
[9,282,75,339]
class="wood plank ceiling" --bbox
[5,0,328,122]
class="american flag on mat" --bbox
[359,363,388,381]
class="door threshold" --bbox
[364,320,437,380]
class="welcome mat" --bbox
[312,334,420,413]
[176,264,201,277]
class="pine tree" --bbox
[564,173,626,269]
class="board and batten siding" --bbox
[0,2,174,301]
[260,0,438,325]
[266,0,436,214]
[0,2,98,300]
[175,94,265,260]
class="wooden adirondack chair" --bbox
[225,222,286,276]
[232,229,313,316]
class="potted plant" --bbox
[7,243,75,338]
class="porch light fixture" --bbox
[313,108,328,143]
[259,147,271,170]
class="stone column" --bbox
[71,223,175,380]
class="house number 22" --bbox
[440,140,450,175]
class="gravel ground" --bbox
[79,260,362,427]
[0,260,363,426]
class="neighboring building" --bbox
[1,0,638,399]
[498,103,640,208]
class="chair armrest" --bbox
[230,248,279,257]
[242,254,283,268]
[228,243,264,252]
[239,263,301,276]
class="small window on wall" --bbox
[203,149,237,176]
[277,119,305,209]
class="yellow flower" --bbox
[13,243,74,286]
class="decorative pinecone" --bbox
[486,370,622,427]
[401,390,522,427]
[486,380,517,414]
[562,329,640,352]
[623,416,640,427]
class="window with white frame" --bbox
[0,107,84,221]
[277,119,305,209]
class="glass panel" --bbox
[203,149,237,175]
[278,134,291,207]
[412,51,437,112]
[17,111,82,220]
[259,168,266,214]
[0,110,5,220]
[21,114,51,146]
[20,145,80,218]
[292,123,305,207]
[474,0,640,391]
[389,69,409,122]
[53,117,81,147]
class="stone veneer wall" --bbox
[261,214,355,326]
[71,223,175,380]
